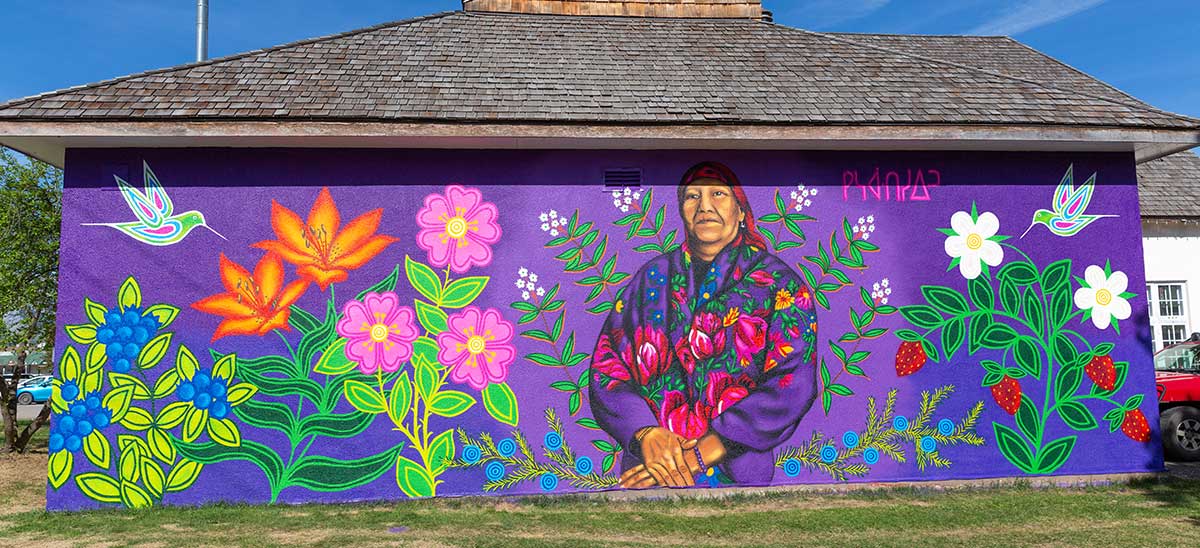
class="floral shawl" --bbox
[589,242,818,483]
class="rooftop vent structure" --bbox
[462,0,765,19]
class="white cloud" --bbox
[968,0,1106,36]
[781,0,892,30]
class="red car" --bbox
[1155,339,1200,461]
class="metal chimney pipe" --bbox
[196,0,209,62]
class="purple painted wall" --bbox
[46,148,1160,510]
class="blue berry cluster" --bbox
[49,394,111,454]
[95,307,159,373]
[176,369,230,419]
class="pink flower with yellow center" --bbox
[336,292,419,375]
[437,307,516,390]
[416,185,501,273]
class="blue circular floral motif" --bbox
[820,445,837,463]
[496,438,517,458]
[920,436,937,453]
[461,445,482,464]
[574,456,593,475]
[893,416,909,432]
[176,369,232,419]
[59,381,80,402]
[48,394,112,454]
[95,306,159,373]
[863,447,880,465]
[783,458,802,477]
[937,419,955,436]
[842,431,859,449]
[485,460,506,481]
[543,431,563,451]
[539,472,559,492]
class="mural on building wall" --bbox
[46,150,1159,509]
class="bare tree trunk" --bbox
[14,402,51,452]
[0,350,22,452]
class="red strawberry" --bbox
[1121,409,1151,443]
[990,376,1022,415]
[895,341,928,376]
[1085,354,1117,391]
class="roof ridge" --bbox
[787,26,1200,128]
[825,31,1007,39]
[0,11,461,111]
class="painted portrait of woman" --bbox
[589,161,819,488]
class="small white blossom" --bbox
[623,188,631,196]
[885,287,892,295]
[620,205,630,213]
[882,278,889,287]
[1074,265,1132,330]
[623,196,633,205]
[529,273,538,283]
[790,191,799,200]
[536,287,545,297]
[868,224,875,232]
[540,223,550,232]
[526,283,537,295]
[613,199,622,207]
[858,217,866,225]
[550,228,559,237]
[539,212,549,222]
[867,215,875,223]
[519,267,528,277]
[811,188,818,196]
[881,297,889,305]
[943,210,1003,280]
[516,279,526,289]
[522,291,530,300]
[863,233,871,240]
[549,210,559,219]
[611,190,621,199]
[794,204,803,212]
[804,199,812,207]
[633,191,642,200]
[873,282,881,291]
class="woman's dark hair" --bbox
[676,161,768,250]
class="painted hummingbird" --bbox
[1020,164,1117,238]
[83,161,225,246]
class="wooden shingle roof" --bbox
[0,11,1196,129]
[1137,150,1200,218]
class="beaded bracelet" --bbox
[693,445,707,475]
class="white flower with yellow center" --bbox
[943,208,1004,280]
[1074,263,1133,331]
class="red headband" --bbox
[677,162,768,250]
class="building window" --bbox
[1147,282,1190,351]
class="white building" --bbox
[1139,150,1200,350]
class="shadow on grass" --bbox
[1124,462,1200,528]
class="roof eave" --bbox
[2,119,1197,168]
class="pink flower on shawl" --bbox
[764,331,795,373]
[733,314,768,366]
[437,307,516,390]
[336,292,419,375]
[631,325,671,385]
[673,338,695,376]
[703,371,755,419]
[687,312,727,361]
[415,185,501,273]
[593,330,632,389]
[658,391,709,439]
[748,270,774,287]
[794,285,813,310]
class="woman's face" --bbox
[681,178,744,253]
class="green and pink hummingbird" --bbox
[83,162,225,246]
[1020,164,1118,238]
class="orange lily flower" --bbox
[192,252,311,341]
[254,187,397,290]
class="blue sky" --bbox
[0,0,1196,119]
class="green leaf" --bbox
[1040,259,1072,291]
[899,305,944,329]
[1034,436,1077,474]
[1055,366,1083,401]
[288,305,322,335]
[1051,333,1078,369]
[941,319,965,359]
[442,277,489,308]
[108,372,152,400]
[415,357,439,401]
[430,390,476,417]
[313,338,357,375]
[576,417,601,430]
[145,303,180,329]
[998,262,1039,286]
[982,372,1004,387]
[922,286,969,315]
[1016,395,1041,443]
[405,255,443,304]
[165,459,203,492]
[208,418,242,447]
[981,323,1018,349]
[414,300,448,335]
[137,332,173,369]
[894,329,922,342]
[344,380,387,414]
[75,473,122,504]
[174,438,284,490]
[1049,286,1072,328]
[238,365,323,405]
[968,276,994,311]
[429,430,456,475]
[969,313,993,353]
[395,455,435,498]
[233,399,298,440]
[388,372,413,425]
[482,382,519,426]
[357,265,401,301]
[592,439,616,453]
[1000,278,1021,316]
[83,297,107,325]
[1057,402,1098,431]
[1092,361,1129,396]
[993,423,1036,473]
[118,276,142,310]
[288,444,405,493]
[65,323,97,344]
[1022,290,1045,338]
[1013,337,1042,379]
[827,383,853,397]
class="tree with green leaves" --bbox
[0,147,61,452]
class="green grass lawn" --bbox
[2,472,1199,547]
